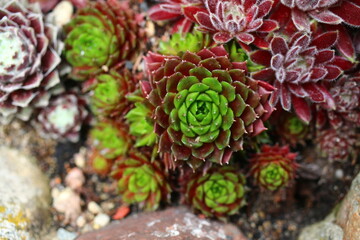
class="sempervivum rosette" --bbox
[249,145,297,191]
[185,166,246,220]
[34,92,88,142]
[89,120,131,160]
[112,151,171,211]
[88,68,135,118]
[143,46,275,169]
[316,75,360,128]
[251,31,349,122]
[0,1,61,124]
[274,112,309,146]
[316,127,358,161]
[187,0,278,47]
[64,0,144,80]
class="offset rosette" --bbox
[249,145,297,191]
[185,166,246,219]
[89,120,131,160]
[316,127,358,161]
[143,46,274,168]
[89,69,135,118]
[112,152,171,211]
[34,92,88,142]
[0,1,61,123]
[64,0,144,80]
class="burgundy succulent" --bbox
[249,144,298,191]
[277,0,360,32]
[148,0,204,33]
[0,1,61,124]
[251,31,349,122]
[143,46,275,169]
[316,127,358,161]
[34,92,88,142]
[189,0,278,47]
[316,74,360,128]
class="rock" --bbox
[87,201,102,215]
[0,146,52,239]
[77,206,248,240]
[65,168,85,190]
[53,187,82,225]
[57,228,77,240]
[298,211,343,240]
[49,1,73,27]
[336,171,360,240]
[93,213,110,230]
[298,170,360,240]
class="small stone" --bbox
[76,215,86,228]
[88,201,102,215]
[51,1,73,27]
[335,169,344,179]
[65,168,85,190]
[100,201,115,212]
[93,213,110,230]
[57,228,77,240]
[53,188,81,225]
[74,148,86,168]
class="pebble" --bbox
[65,168,85,190]
[335,169,344,179]
[76,215,86,228]
[50,1,73,27]
[57,228,77,240]
[74,148,86,168]
[93,213,110,230]
[88,201,103,215]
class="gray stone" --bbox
[298,170,360,240]
[0,146,52,239]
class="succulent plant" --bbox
[143,46,275,169]
[89,69,135,118]
[249,145,297,191]
[0,1,61,124]
[89,120,131,159]
[251,31,348,122]
[88,147,114,175]
[188,0,278,47]
[275,112,309,146]
[112,151,171,211]
[29,0,59,12]
[64,0,144,80]
[316,127,358,161]
[277,0,360,33]
[34,92,88,142]
[158,31,212,56]
[125,102,157,148]
[148,0,204,33]
[316,75,360,128]
[186,166,246,219]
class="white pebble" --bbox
[335,169,344,179]
[88,201,102,215]
[93,213,110,229]
[76,215,86,228]
[51,1,74,27]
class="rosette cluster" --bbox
[186,166,246,219]
[0,1,61,123]
[64,0,144,80]
[249,145,297,191]
[112,152,171,211]
[143,46,275,169]
[89,69,135,118]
